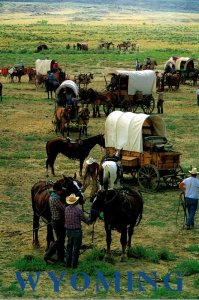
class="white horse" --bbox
[99,150,122,190]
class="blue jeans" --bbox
[44,220,65,261]
[185,197,198,226]
[197,95,199,106]
[65,229,82,268]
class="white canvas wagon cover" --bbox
[108,69,156,95]
[56,80,79,97]
[35,59,52,75]
[105,111,166,153]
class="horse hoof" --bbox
[120,255,128,262]
[33,242,40,248]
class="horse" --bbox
[76,107,90,138]
[74,73,93,89]
[140,60,158,70]
[52,106,71,137]
[46,134,105,177]
[98,150,123,190]
[8,67,26,83]
[31,175,85,250]
[35,73,47,88]
[90,187,143,260]
[164,72,180,90]
[44,79,60,99]
[0,82,2,101]
[187,69,199,86]
[26,67,36,82]
[36,44,48,53]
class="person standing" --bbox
[65,194,90,268]
[157,92,164,114]
[135,58,140,71]
[196,88,199,106]
[83,157,99,197]
[44,182,66,264]
[179,167,199,230]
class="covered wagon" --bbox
[35,59,65,83]
[164,57,199,84]
[103,69,156,115]
[105,111,184,191]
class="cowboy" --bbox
[44,182,66,264]
[135,58,140,71]
[157,92,164,114]
[83,157,99,197]
[179,167,199,230]
[65,194,90,268]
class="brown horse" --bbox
[53,106,71,137]
[76,107,90,137]
[141,60,158,70]
[90,187,143,261]
[31,175,85,250]
[46,134,105,177]
[164,72,180,90]
[0,82,2,101]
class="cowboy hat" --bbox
[66,193,79,205]
[86,157,96,165]
[188,167,199,175]
[53,182,63,191]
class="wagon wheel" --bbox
[103,103,114,116]
[142,95,155,114]
[138,164,160,191]
[163,166,185,188]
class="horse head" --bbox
[61,175,85,204]
[97,134,105,148]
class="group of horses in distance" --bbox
[32,133,143,258]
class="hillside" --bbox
[0,0,199,13]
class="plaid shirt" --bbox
[49,192,65,221]
[65,204,89,229]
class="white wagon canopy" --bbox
[105,111,166,153]
[106,69,156,95]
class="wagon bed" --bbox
[105,111,184,191]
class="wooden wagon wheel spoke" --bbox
[138,165,160,191]
[163,166,185,188]
[142,96,155,114]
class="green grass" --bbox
[187,245,199,252]
[172,259,199,276]
[12,255,47,272]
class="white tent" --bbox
[35,59,52,75]
[56,80,79,97]
[105,111,166,153]
[107,69,156,95]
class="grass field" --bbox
[0,2,199,299]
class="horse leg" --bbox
[127,225,134,255]
[79,159,84,177]
[33,213,40,247]
[97,105,101,117]
[105,224,111,257]
[120,227,128,262]
[46,221,55,251]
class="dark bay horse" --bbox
[31,175,85,250]
[8,67,26,83]
[46,134,105,177]
[90,187,143,261]
[44,79,59,99]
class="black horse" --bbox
[90,187,143,261]
[31,175,85,250]
[44,79,59,99]
[8,67,26,83]
[46,134,105,177]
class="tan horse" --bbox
[52,106,71,137]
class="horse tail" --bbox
[135,191,144,226]
[31,184,40,245]
[103,164,110,190]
